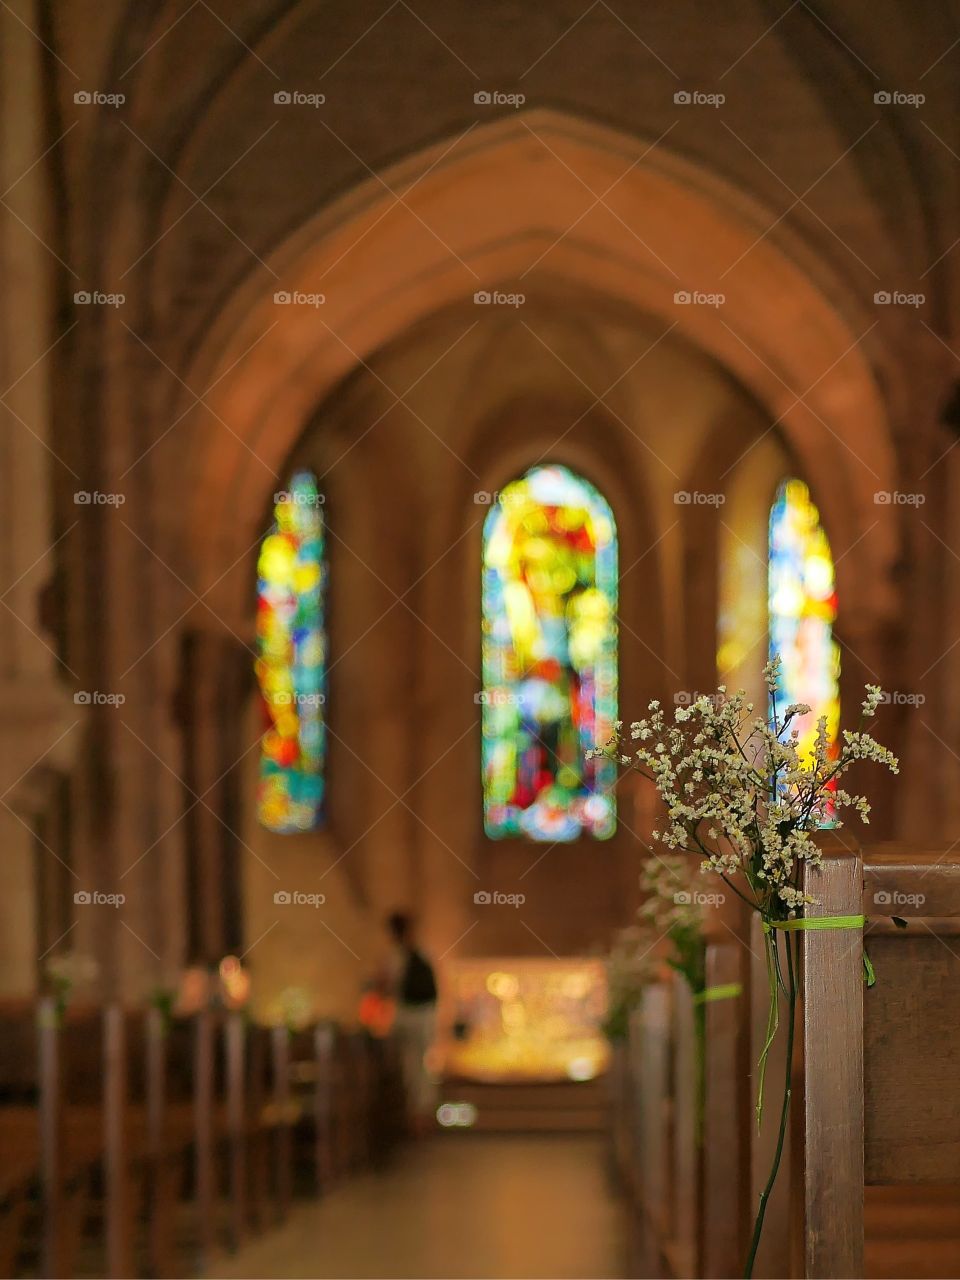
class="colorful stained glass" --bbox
[768,478,840,766]
[482,465,618,841]
[255,471,326,832]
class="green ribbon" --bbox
[762,914,875,986]
[692,982,743,1005]
[763,914,866,933]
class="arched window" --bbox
[255,471,327,832]
[481,464,618,841]
[768,478,839,765]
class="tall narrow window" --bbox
[768,478,839,764]
[482,464,618,841]
[255,471,326,832]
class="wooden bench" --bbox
[0,1001,404,1278]
[612,842,960,1279]
[762,843,960,1279]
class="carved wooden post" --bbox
[271,1025,292,1219]
[314,1023,335,1194]
[38,996,63,1280]
[671,971,699,1279]
[103,1004,131,1278]
[194,1006,216,1263]
[144,1005,171,1278]
[701,938,750,1279]
[749,910,792,1279]
[791,849,865,1278]
[225,1012,246,1249]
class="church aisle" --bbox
[206,1132,632,1280]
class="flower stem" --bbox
[743,930,798,1279]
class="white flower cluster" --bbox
[596,659,899,916]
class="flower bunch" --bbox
[595,657,897,921]
[603,856,705,1040]
[597,658,899,1277]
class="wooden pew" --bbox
[0,1005,402,1278]
[752,843,960,1279]
[700,934,751,1279]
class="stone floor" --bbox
[206,1132,632,1279]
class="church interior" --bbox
[2,0,960,1277]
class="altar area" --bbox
[440,958,609,1085]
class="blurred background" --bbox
[2,0,960,1276]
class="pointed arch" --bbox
[481,463,618,841]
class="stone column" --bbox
[0,0,81,996]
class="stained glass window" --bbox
[768,478,840,766]
[481,464,618,841]
[255,471,326,832]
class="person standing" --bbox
[386,912,438,1136]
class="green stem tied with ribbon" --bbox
[692,982,743,1005]
[763,914,875,985]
